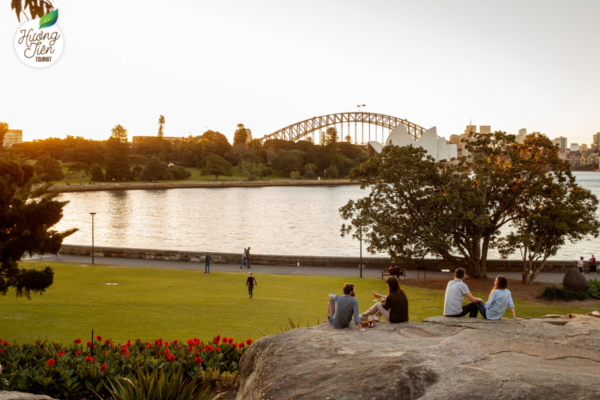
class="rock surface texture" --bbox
[0,392,56,400]
[563,268,589,292]
[236,314,600,399]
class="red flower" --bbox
[58,350,65,358]
[246,339,253,346]
[164,341,169,347]
[104,339,111,345]
[228,337,234,344]
[85,356,94,362]
[194,338,200,345]
[168,354,176,362]
[101,363,107,372]
[145,342,152,348]
[215,347,220,353]
[126,340,132,347]
[202,345,206,351]
[96,335,102,342]
[194,356,202,364]
[104,350,108,354]
[3,341,10,346]
[46,359,55,366]
[213,335,221,344]
[35,340,40,344]
[173,339,178,345]
[194,348,198,354]
[75,350,81,355]
[0,349,3,353]
[74,338,81,344]
[232,344,237,349]
[86,341,92,347]
[238,342,245,348]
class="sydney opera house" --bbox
[368,125,458,162]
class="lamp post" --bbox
[90,213,96,264]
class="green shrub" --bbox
[0,335,251,398]
[588,278,600,299]
[538,286,590,301]
[169,165,192,180]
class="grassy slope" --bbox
[55,165,331,185]
[0,262,594,344]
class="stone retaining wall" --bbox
[46,179,358,193]
[60,244,580,273]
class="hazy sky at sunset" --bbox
[1,0,599,146]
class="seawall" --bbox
[46,179,358,193]
[59,244,579,273]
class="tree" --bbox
[199,130,232,156]
[89,164,104,181]
[169,165,192,180]
[273,152,303,175]
[340,131,587,279]
[304,163,317,179]
[34,155,64,182]
[105,125,130,181]
[141,157,170,181]
[290,171,300,179]
[158,115,165,138]
[201,154,232,180]
[234,124,248,145]
[323,127,338,146]
[239,161,266,181]
[67,162,88,184]
[344,135,352,143]
[259,167,273,179]
[0,154,76,298]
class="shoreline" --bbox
[46,179,358,193]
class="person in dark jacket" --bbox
[204,252,211,273]
[246,247,251,269]
[360,276,409,323]
[246,272,257,298]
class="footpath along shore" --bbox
[45,179,358,193]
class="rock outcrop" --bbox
[0,392,56,400]
[563,268,589,292]
[237,314,600,399]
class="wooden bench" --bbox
[382,268,406,280]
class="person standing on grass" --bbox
[246,272,257,298]
[578,256,585,274]
[475,276,523,321]
[204,252,211,273]
[443,268,483,318]
[327,283,366,332]
[240,248,248,269]
[247,246,251,269]
[591,255,597,275]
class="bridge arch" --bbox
[260,112,427,144]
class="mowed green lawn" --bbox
[0,262,594,344]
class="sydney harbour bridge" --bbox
[260,112,427,144]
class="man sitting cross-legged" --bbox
[444,268,483,318]
[327,283,366,332]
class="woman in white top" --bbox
[476,275,523,321]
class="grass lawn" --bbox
[1,262,594,344]
[54,165,341,186]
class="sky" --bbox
[1,0,600,147]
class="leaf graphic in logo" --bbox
[39,9,58,30]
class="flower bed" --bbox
[0,334,252,398]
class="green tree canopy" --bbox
[158,115,165,138]
[89,164,104,182]
[105,125,130,182]
[199,130,232,157]
[201,154,231,180]
[234,124,248,145]
[34,155,64,182]
[239,161,266,181]
[339,131,595,280]
[0,154,76,298]
[141,157,170,181]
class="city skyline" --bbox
[1,0,600,146]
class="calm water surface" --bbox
[56,172,600,259]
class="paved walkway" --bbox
[25,254,598,285]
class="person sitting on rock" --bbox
[444,268,483,318]
[475,275,523,321]
[360,276,408,323]
[327,283,366,332]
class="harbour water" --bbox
[55,172,600,260]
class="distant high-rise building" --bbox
[570,143,580,152]
[581,144,589,151]
[553,136,568,152]
[464,125,477,134]
[516,128,527,144]
[592,132,600,150]
[2,129,23,148]
[479,126,491,134]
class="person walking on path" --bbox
[327,283,366,332]
[204,252,211,273]
[247,247,251,269]
[578,257,585,274]
[246,272,257,298]
[589,255,596,275]
[443,268,483,318]
[240,248,248,269]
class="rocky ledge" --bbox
[236,313,600,400]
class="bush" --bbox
[588,278,600,299]
[0,335,252,398]
[169,165,192,180]
[538,285,590,301]
[304,170,316,179]
[290,171,300,179]
[325,166,339,179]
[90,164,105,182]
